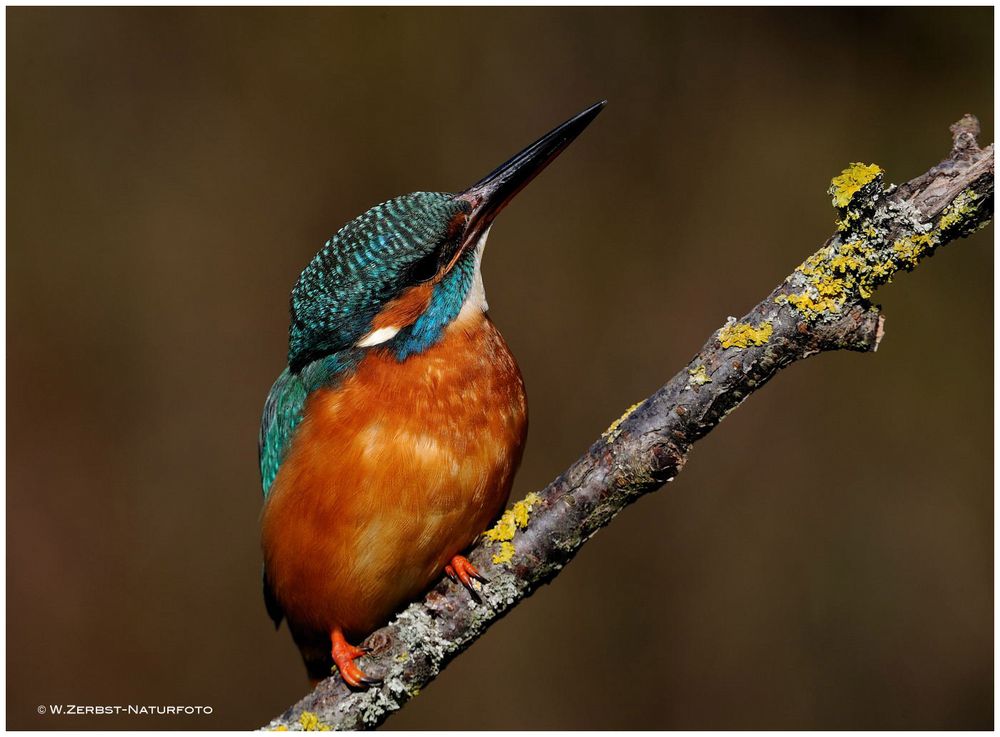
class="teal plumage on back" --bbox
[258,368,307,497]
[258,351,366,497]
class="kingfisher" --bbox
[259,101,605,687]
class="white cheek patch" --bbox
[356,325,401,347]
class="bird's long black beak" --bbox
[456,100,606,251]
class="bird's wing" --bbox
[259,353,363,497]
[258,369,308,630]
[258,367,308,498]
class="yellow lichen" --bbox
[786,291,841,316]
[688,365,712,386]
[485,493,541,542]
[829,163,883,208]
[814,273,844,298]
[869,261,894,280]
[492,541,516,565]
[512,494,539,527]
[485,513,516,543]
[784,227,942,319]
[835,208,861,232]
[484,492,542,565]
[299,712,331,731]
[829,253,863,273]
[602,402,642,440]
[782,167,982,321]
[718,319,773,349]
[892,232,935,270]
[938,188,979,231]
[272,727,288,732]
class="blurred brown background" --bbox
[7,6,993,730]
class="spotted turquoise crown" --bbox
[288,192,474,372]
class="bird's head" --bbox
[287,101,605,373]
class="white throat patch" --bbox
[457,228,490,321]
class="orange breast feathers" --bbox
[260,310,528,640]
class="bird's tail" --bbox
[289,624,335,683]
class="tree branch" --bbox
[266,116,994,731]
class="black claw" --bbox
[461,581,483,602]
[472,571,490,584]
[360,676,383,687]
[445,569,458,582]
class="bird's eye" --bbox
[408,249,441,283]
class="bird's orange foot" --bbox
[331,627,380,689]
[445,555,489,600]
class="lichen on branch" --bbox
[778,154,991,321]
[718,318,774,348]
